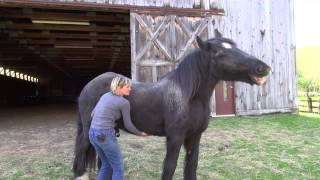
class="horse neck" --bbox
[198,52,220,101]
[170,49,219,102]
[196,73,219,102]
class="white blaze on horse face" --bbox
[222,42,232,49]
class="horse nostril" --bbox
[257,66,265,73]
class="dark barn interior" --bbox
[0,6,131,107]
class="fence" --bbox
[299,97,320,113]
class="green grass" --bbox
[202,113,320,179]
[0,157,72,180]
[1,113,320,179]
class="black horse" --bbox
[73,30,271,180]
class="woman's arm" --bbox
[120,101,143,135]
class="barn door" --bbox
[215,81,235,115]
[130,12,232,116]
[130,13,212,82]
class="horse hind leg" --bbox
[183,134,202,180]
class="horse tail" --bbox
[73,112,96,178]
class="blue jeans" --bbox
[89,128,124,180]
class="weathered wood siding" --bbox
[51,0,218,9]
[131,13,213,82]
[215,0,297,115]
[29,0,296,115]
[130,0,296,115]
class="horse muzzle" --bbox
[250,67,272,85]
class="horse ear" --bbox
[214,29,222,38]
[196,36,208,50]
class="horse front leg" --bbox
[183,133,202,180]
[162,135,185,180]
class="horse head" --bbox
[196,29,271,85]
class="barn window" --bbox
[0,66,39,83]
[10,70,15,78]
[0,67,4,75]
[223,81,229,101]
[5,69,10,76]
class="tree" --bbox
[297,71,320,96]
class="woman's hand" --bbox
[140,132,148,137]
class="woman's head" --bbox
[110,76,131,96]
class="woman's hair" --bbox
[110,76,131,95]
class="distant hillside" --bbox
[296,46,320,78]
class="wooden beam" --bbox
[0,0,225,17]
[0,7,130,23]
[1,21,129,33]
[9,31,130,41]
[0,38,129,48]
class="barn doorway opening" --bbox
[0,6,131,107]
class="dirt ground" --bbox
[0,103,77,162]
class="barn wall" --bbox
[130,0,297,115]
[215,0,297,115]
[49,0,219,9]
[14,0,296,115]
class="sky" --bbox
[294,0,320,47]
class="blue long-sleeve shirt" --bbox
[90,92,142,135]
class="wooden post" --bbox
[307,97,313,113]
[152,65,157,83]
[130,13,137,81]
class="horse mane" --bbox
[171,49,209,101]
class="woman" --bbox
[89,76,147,180]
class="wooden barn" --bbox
[0,0,297,116]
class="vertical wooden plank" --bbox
[164,0,170,7]
[208,16,216,116]
[263,0,274,111]
[170,15,177,62]
[156,0,163,7]
[152,66,157,82]
[288,0,298,109]
[258,0,271,111]
[270,0,282,109]
[130,12,137,81]
[202,0,210,9]
[192,0,198,8]
[250,0,260,111]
